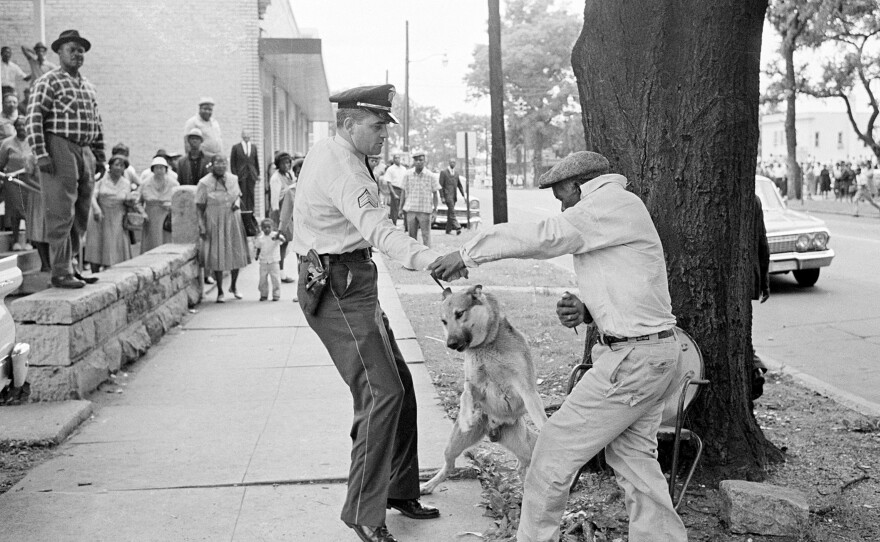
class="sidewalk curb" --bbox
[760,353,880,418]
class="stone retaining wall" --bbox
[11,244,203,401]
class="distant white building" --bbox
[760,95,878,165]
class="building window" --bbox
[838,132,844,149]
[815,132,820,148]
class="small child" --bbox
[255,218,286,301]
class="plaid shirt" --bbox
[402,168,441,214]
[26,68,105,162]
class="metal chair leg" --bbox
[673,433,703,511]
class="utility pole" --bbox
[404,20,410,152]
[488,0,507,224]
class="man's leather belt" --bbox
[300,248,373,264]
[600,328,674,346]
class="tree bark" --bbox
[572,0,783,480]
[782,38,803,200]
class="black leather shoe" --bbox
[51,275,85,289]
[387,498,440,520]
[347,523,399,542]
[73,272,98,284]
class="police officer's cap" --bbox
[330,84,400,124]
[538,151,610,189]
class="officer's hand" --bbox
[93,210,103,222]
[429,251,468,281]
[38,156,54,175]
[95,161,106,178]
[760,287,770,303]
[557,292,587,328]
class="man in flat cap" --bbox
[176,128,213,186]
[183,97,223,156]
[293,84,457,542]
[26,29,105,289]
[430,151,687,542]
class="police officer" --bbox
[292,84,462,542]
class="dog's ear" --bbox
[441,287,453,300]
[469,285,483,301]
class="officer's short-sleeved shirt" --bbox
[292,135,441,270]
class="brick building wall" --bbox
[1,0,265,213]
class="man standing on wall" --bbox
[26,30,105,289]
[183,97,223,156]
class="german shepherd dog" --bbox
[421,285,548,495]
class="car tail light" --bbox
[469,200,480,210]
[795,235,811,252]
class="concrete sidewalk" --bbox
[0,256,491,541]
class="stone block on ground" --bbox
[0,400,92,444]
[171,187,200,245]
[720,480,809,536]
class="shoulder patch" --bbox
[357,188,378,208]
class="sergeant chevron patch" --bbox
[357,188,378,208]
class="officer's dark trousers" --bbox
[299,257,420,527]
[41,133,95,279]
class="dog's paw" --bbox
[419,482,435,495]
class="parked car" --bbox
[755,175,834,287]
[0,254,30,403]
[432,196,481,230]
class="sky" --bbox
[291,0,584,117]
[291,1,813,118]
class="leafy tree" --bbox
[574,0,783,478]
[466,0,582,185]
[765,0,836,200]
[802,0,880,163]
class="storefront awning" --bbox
[260,38,333,122]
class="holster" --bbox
[300,249,328,315]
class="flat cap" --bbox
[186,128,204,140]
[538,151,610,189]
[198,96,215,106]
[410,149,426,159]
[330,84,399,124]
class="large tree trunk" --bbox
[782,38,803,201]
[572,0,783,480]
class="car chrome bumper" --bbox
[1,342,30,389]
[769,249,835,273]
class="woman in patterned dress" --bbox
[196,154,251,303]
[85,154,136,272]
[138,156,179,253]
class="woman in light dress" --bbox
[138,156,179,253]
[85,154,137,272]
[196,154,251,303]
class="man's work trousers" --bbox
[41,133,96,279]
[388,186,402,225]
[299,257,420,527]
[517,336,688,542]
[405,211,432,247]
[444,198,461,233]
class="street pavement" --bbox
[0,256,492,541]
